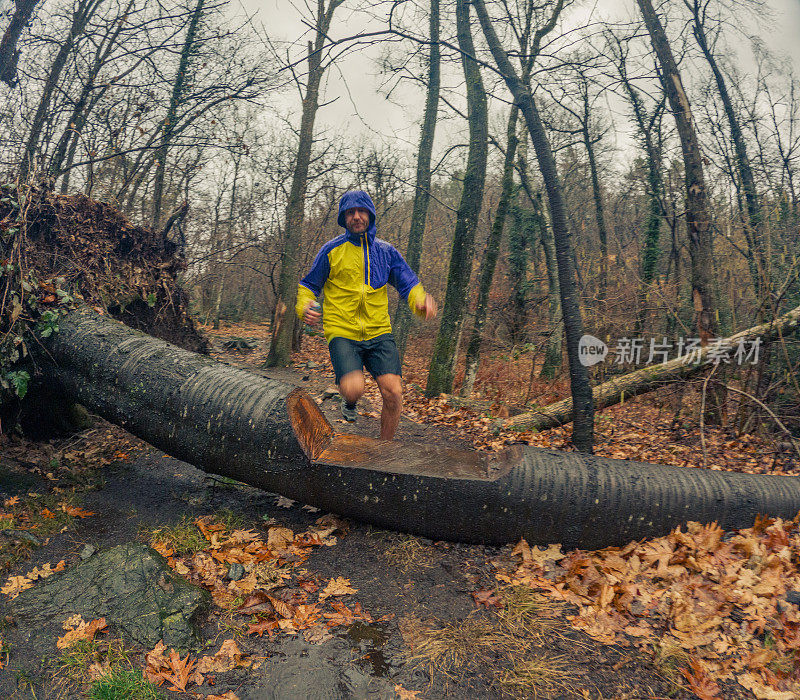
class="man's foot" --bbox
[341,398,359,422]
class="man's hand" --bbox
[415,294,437,320]
[304,301,322,325]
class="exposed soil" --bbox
[0,339,688,700]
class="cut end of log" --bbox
[286,389,335,460]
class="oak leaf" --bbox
[60,503,96,518]
[56,616,107,649]
[1,575,34,598]
[319,576,357,600]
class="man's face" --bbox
[344,207,370,235]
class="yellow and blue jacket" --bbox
[296,190,426,343]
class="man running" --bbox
[296,190,437,440]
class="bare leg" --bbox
[338,370,365,406]
[375,373,403,440]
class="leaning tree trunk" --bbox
[689,2,766,303]
[32,307,800,551]
[504,302,800,432]
[473,0,594,452]
[425,0,488,397]
[0,0,40,87]
[637,0,717,345]
[393,0,440,363]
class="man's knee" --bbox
[378,375,403,411]
[339,370,364,403]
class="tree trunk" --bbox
[0,0,40,87]
[393,0,440,363]
[425,0,488,396]
[33,308,800,550]
[19,0,100,180]
[688,0,766,302]
[151,0,205,229]
[473,0,594,451]
[637,0,717,345]
[265,0,344,368]
[583,130,608,306]
[504,302,800,432]
[506,194,529,344]
[460,102,518,397]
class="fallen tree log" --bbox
[33,308,800,550]
[504,304,800,432]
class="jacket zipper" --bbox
[359,236,369,340]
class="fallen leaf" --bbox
[737,673,796,700]
[394,684,421,699]
[319,576,357,600]
[57,617,107,649]
[268,527,295,548]
[1,575,34,598]
[472,589,502,609]
[207,693,240,700]
[3,496,19,508]
[275,496,295,508]
[197,639,249,673]
[60,503,96,518]
[681,658,722,700]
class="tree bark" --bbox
[0,0,40,87]
[504,302,800,432]
[473,0,594,451]
[687,0,767,303]
[425,0,488,396]
[637,0,717,345]
[393,0,440,363]
[265,0,344,368]
[34,308,800,550]
[151,0,205,229]
[19,0,101,180]
[460,102,518,397]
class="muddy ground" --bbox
[0,342,688,700]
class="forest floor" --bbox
[0,320,799,699]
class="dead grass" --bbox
[382,534,436,573]
[651,640,691,695]
[403,588,577,697]
[500,654,576,699]
[404,615,503,678]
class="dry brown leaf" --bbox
[319,576,357,600]
[1,575,34,598]
[60,503,96,518]
[680,658,722,700]
[197,639,249,673]
[737,673,797,700]
[394,684,422,699]
[56,616,107,649]
[268,527,295,548]
[206,693,240,700]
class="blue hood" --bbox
[338,190,377,244]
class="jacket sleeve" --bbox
[387,246,427,317]
[295,247,330,319]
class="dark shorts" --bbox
[328,334,402,383]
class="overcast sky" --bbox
[240,0,800,158]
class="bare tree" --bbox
[473,0,595,451]
[265,0,345,368]
[425,0,488,396]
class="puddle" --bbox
[345,621,390,677]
